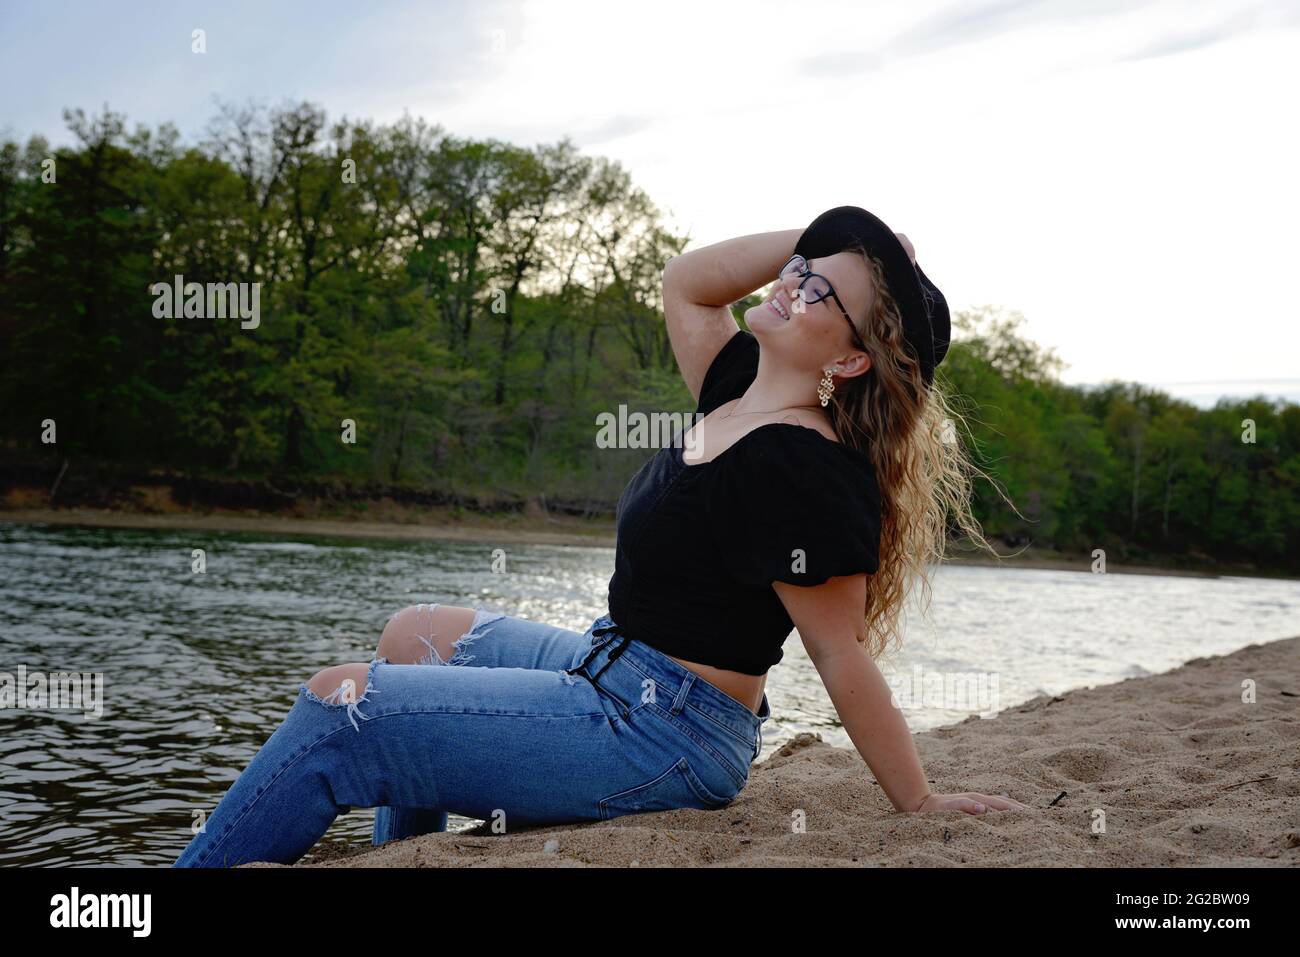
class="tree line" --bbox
[1,103,1296,571]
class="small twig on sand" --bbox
[1221,776,1277,790]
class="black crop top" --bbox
[605,328,882,675]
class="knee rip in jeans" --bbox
[303,660,383,733]
[380,603,506,668]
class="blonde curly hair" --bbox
[824,243,1009,660]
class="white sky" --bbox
[3,0,1297,401]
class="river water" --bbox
[2,521,1298,866]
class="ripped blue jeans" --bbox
[172,607,771,867]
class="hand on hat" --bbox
[894,232,916,265]
[798,207,947,384]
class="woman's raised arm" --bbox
[662,228,803,403]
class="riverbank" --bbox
[1,504,1278,579]
[276,634,1300,867]
[0,504,617,549]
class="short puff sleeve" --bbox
[696,330,759,417]
[703,426,882,588]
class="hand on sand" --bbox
[912,792,1030,814]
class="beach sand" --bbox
[252,635,1300,868]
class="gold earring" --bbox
[817,369,835,407]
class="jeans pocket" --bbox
[597,756,731,821]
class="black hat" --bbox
[793,205,951,387]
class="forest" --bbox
[1,103,1296,572]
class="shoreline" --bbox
[0,505,617,549]
[3,505,1288,580]
[274,634,1300,868]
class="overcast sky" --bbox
[3,0,1297,404]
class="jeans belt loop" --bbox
[669,672,693,716]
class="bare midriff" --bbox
[663,653,768,715]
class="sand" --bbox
[249,635,1300,868]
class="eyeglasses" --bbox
[778,254,866,350]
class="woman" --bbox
[173,205,1028,868]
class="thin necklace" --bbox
[722,401,823,419]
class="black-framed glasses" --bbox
[779,254,866,350]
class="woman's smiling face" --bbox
[745,250,874,373]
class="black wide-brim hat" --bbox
[793,205,951,387]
